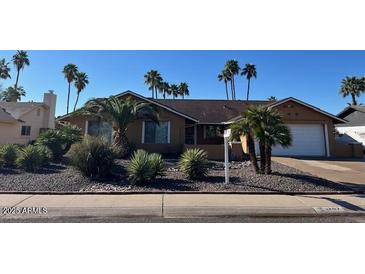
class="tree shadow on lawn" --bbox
[272,172,353,191]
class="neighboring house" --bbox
[57,90,355,159]
[336,105,365,149]
[0,91,57,145]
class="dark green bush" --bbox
[36,124,82,161]
[0,144,18,166]
[178,148,209,180]
[68,136,116,178]
[16,145,48,172]
[36,145,53,166]
[127,150,165,184]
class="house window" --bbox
[204,125,224,139]
[143,121,170,144]
[87,120,112,143]
[21,126,31,136]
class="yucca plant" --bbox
[16,145,47,172]
[148,153,165,178]
[0,144,18,166]
[68,136,116,178]
[178,148,209,180]
[128,150,154,184]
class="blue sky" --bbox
[1,50,364,117]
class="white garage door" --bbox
[272,124,326,156]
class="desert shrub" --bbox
[36,124,82,161]
[16,145,48,172]
[68,136,116,178]
[0,157,4,168]
[127,150,165,184]
[36,145,53,166]
[149,153,165,178]
[178,148,209,180]
[0,144,18,166]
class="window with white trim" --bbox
[143,121,170,144]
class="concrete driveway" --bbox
[273,157,365,191]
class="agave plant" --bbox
[178,148,209,180]
[128,149,154,184]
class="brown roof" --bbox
[153,99,270,123]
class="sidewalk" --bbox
[1,193,365,220]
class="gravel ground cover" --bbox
[0,159,352,192]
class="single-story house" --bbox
[0,91,57,145]
[336,105,365,149]
[57,90,356,159]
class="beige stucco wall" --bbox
[0,106,50,145]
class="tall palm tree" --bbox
[230,116,259,173]
[73,72,89,111]
[12,50,30,90]
[62,64,78,114]
[144,70,163,99]
[246,106,292,174]
[178,82,189,99]
[224,60,240,100]
[218,70,231,100]
[339,76,365,105]
[0,86,26,102]
[0,59,11,80]
[241,64,257,101]
[82,96,159,157]
[169,84,179,99]
[160,81,170,99]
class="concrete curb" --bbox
[0,191,361,195]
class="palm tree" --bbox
[82,96,159,157]
[73,72,89,111]
[218,70,231,100]
[241,64,257,101]
[230,116,259,173]
[0,59,11,80]
[246,106,292,174]
[224,60,240,100]
[62,64,78,114]
[12,50,30,90]
[160,81,170,99]
[178,82,189,99]
[0,86,26,102]
[169,84,179,99]
[339,76,365,105]
[144,70,163,99]
[267,96,277,102]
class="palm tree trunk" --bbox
[73,92,80,112]
[351,93,357,105]
[247,133,259,174]
[232,76,236,100]
[155,87,158,99]
[259,141,266,173]
[264,143,272,174]
[114,129,130,157]
[230,80,234,100]
[66,82,71,114]
[14,69,20,90]
[246,79,251,101]
[224,81,229,100]
[182,94,184,99]
[163,91,166,99]
[151,88,154,98]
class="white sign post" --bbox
[223,129,231,184]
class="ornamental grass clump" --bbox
[178,148,209,180]
[0,144,18,166]
[127,150,165,184]
[67,136,116,178]
[16,145,49,172]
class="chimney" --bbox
[43,90,57,129]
